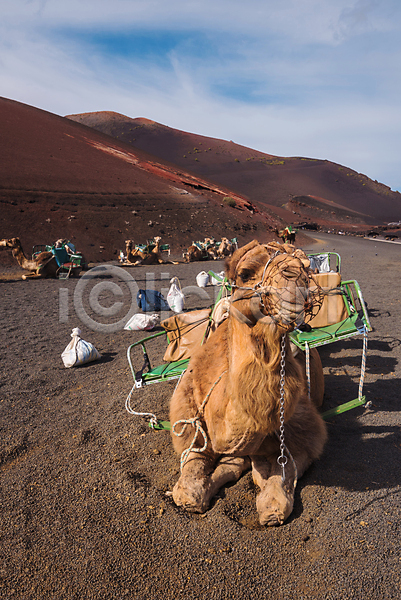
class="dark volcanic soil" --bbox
[0,234,400,599]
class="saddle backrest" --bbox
[308,272,347,328]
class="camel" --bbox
[216,237,234,258]
[0,237,60,279]
[125,240,147,264]
[277,227,296,244]
[170,240,327,526]
[125,237,178,265]
[183,238,218,262]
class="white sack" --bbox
[124,313,160,331]
[196,271,209,287]
[61,328,101,368]
[167,277,185,313]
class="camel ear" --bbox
[225,239,260,280]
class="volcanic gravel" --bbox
[0,234,400,600]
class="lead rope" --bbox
[276,334,298,490]
[125,386,159,428]
[173,370,227,471]
[358,326,368,401]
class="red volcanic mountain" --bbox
[0,97,283,266]
[2,96,400,269]
[66,111,401,227]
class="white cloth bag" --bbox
[196,271,209,287]
[61,328,101,368]
[167,277,185,313]
[124,313,160,331]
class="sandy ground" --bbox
[0,233,400,600]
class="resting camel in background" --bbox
[170,240,327,526]
[0,237,59,279]
[183,238,218,262]
[216,237,235,258]
[125,237,178,265]
[125,240,146,264]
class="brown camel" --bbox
[125,240,146,264]
[125,237,178,265]
[277,227,296,244]
[216,237,234,258]
[183,238,218,262]
[170,240,327,526]
[0,237,59,279]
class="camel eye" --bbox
[238,268,252,283]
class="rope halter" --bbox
[230,247,324,330]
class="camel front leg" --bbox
[173,453,250,513]
[251,455,297,526]
[251,446,313,526]
[172,451,218,513]
[22,272,42,280]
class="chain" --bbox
[277,333,287,481]
[305,341,311,398]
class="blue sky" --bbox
[2,0,401,192]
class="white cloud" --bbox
[1,0,401,190]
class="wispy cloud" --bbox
[1,0,401,190]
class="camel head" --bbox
[0,237,20,248]
[226,240,318,330]
[0,237,22,251]
[125,239,134,253]
[153,236,161,243]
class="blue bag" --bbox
[137,289,170,312]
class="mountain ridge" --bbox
[0,97,285,265]
[66,110,401,224]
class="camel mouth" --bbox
[231,245,322,329]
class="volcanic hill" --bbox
[0,97,282,267]
[2,96,401,269]
[67,111,401,228]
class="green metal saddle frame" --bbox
[32,242,83,279]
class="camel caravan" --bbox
[120,236,179,266]
[0,233,238,278]
[183,236,237,262]
[126,239,371,526]
[119,235,238,265]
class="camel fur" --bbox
[0,237,59,279]
[170,240,327,526]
